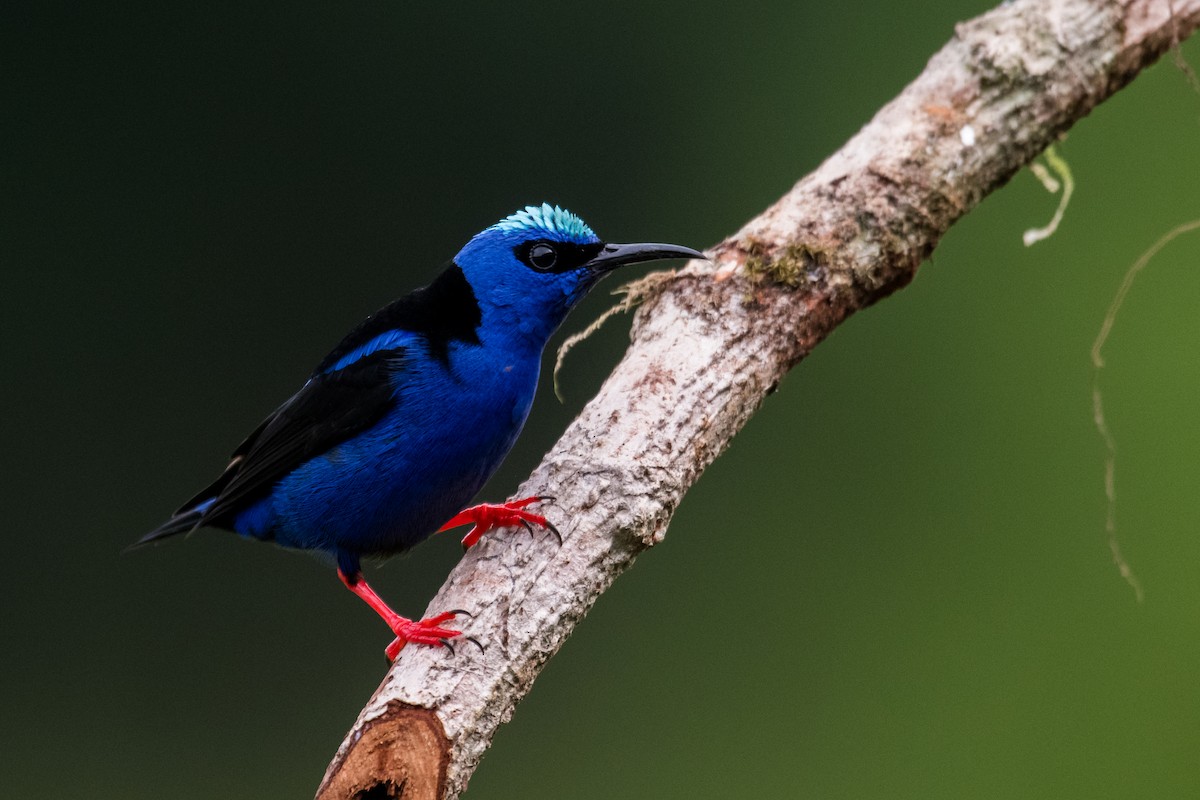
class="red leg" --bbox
[438,496,561,549]
[337,569,465,661]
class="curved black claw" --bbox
[447,608,474,619]
[534,495,556,503]
[439,638,456,657]
[519,518,536,537]
[542,520,563,546]
[463,636,486,655]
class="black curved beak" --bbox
[585,242,707,273]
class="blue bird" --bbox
[137,204,704,659]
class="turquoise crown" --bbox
[490,203,597,242]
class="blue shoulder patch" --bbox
[491,203,596,242]
[322,329,413,374]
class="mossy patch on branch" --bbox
[743,236,829,288]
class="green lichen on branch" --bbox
[742,236,829,290]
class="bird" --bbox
[135,203,704,660]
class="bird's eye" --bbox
[527,242,558,271]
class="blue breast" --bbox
[232,337,539,567]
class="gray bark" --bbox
[317,1,1200,797]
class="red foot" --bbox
[439,496,561,550]
[383,611,465,661]
[338,569,469,661]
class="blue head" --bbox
[453,204,704,351]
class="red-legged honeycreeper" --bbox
[135,204,705,660]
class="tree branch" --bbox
[318,1,1200,797]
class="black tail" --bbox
[128,508,206,551]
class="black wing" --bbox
[136,347,406,547]
[207,262,481,511]
[138,263,482,547]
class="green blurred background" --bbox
[5,1,1200,797]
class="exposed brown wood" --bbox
[317,703,449,800]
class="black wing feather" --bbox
[172,415,272,514]
[196,347,406,526]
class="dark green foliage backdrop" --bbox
[5,2,1200,797]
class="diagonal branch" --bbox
[317,1,1200,797]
